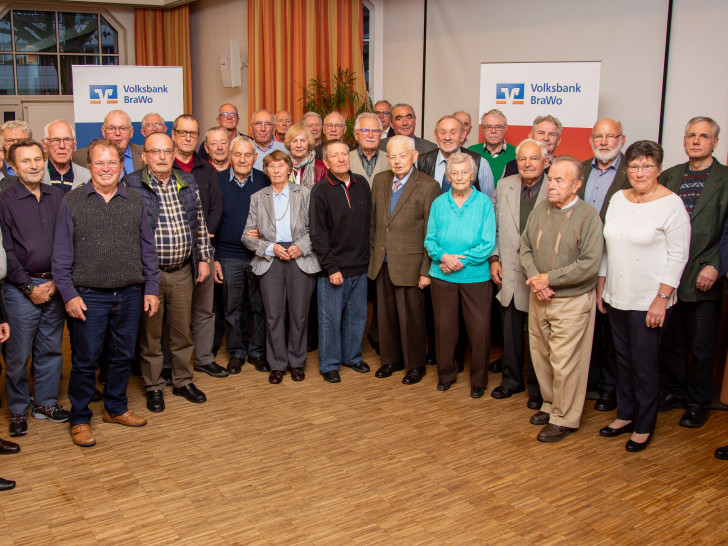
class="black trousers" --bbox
[499,301,540,397]
[608,305,670,434]
[661,300,721,406]
[587,309,618,392]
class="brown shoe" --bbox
[530,410,550,426]
[70,424,96,447]
[103,409,148,427]
[537,423,577,443]
[290,367,305,382]
[269,370,284,384]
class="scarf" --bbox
[290,151,316,188]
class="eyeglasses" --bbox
[325,123,345,130]
[627,164,658,173]
[219,112,239,119]
[374,110,390,117]
[145,148,173,156]
[252,121,274,128]
[484,125,506,132]
[47,137,75,146]
[104,125,131,134]
[592,133,622,142]
[174,130,200,138]
[91,160,120,168]
[144,122,166,130]
[356,129,382,135]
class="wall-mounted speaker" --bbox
[221,40,242,88]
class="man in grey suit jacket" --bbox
[41,120,91,193]
[578,119,631,413]
[72,110,144,178]
[489,139,547,408]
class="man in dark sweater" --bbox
[52,139,160,447]
[213,135,270,374]
[310,140,371,383]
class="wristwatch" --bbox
[23,283,33,296]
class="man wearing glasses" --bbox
[73,110,144,178]
[578,119,630,415]
[250,109,287,170]
[314,111,347,160]
[349,112,388,187]
[198,104,248,162]
[41,120,91,193]
[140,112,168,137]
[373,100,395,139]
[469,109,516,185]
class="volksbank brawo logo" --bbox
[495,83,524,105]
[89,85,118,105]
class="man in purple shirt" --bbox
[52,139,160,448]
[0,139,67,438]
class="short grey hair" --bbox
[354,112,382,131]
[302,111,323,124]
[250,109,274,124]
[532,115,563,136]
[685,116,720,138]
[0,120,32,137]
[550,155,584,182]
[205,126,229,145]
[322,139,350,160]
[445,152,477,182]
[391,103,416,117]
[230,135,255,154]
[516,138,548,160]
[141,112,165,127]
[44,119,75,139]
[481,109,507,126]
[386,135,415,154]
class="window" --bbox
[362,2,370,91]
[0,10,119,96]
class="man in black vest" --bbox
[53,139,160,448]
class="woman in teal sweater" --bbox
[424,152,496,397]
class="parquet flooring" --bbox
[0,324,727,544]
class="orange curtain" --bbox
[248,0,366,122]
[134,6,193,113]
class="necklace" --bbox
[275,193,290,221]
[634,187,657,203]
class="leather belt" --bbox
[160,259,190,273]
[28,272,52,279]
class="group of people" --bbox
[0,100,726,491]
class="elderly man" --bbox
[125,132,214,413]
[250,110,287,170]
[41,120,91,193]
[349,112,389,186]
[302,112,324,147]
[314,111,347,160]
[140,112,168,137]
[53,139,160,447]
[469,109,516,185]
[213,135,270,374]
[73,110,144,177]
[489,139,549,409]
[204,126,232,176]
[521,155,603,442]
[1,120,32,176]
[0,139,67,438]
[374,100,395,139]
[453,111,473,146]
[378,103,437,155]
[503,115,563,179]
[171,114,226,378]
[198,104,247,161]
[579,118,630,413]
[310,140,371,383]
[369,135,440,384]
[274,110,293,142]
[659,116,728,428]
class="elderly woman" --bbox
[424,152,496,397]
[242,150,321,384]
[284,124,327,188]
[596,140,690,452]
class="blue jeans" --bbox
[3,280,65,415]
[67,285,143,425]
[219,257,265,359]
[317,274,368,373]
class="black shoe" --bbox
[0,438,20,455]
[160,368,173,386]
[146,390,165,413]
[91,388,103,402]
[437,379,455,391]
[594,391,617,412]
[0,478,15,491]
[599,422,634,437]
[679,404,709,428]
[490,385,525,399]
[269,370,284,384]
[626,433,652,452]
[470,385,486,398]
[658,392,686,412]
[322,370,341,383]
[173,383,207,404]
[8,414,27,437]
[375,362,404,378]
[194,362,230,378]
[249,356,271,373]
[527,395,543,410]
[342,361,370,373]
[402,366,426,385]
[426,355,437,366]
[488,358,502,373]
[715,445,728,460]
[227,357,245,375]
[530,410,550,425]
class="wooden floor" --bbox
[1,327,728,544]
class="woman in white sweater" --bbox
[596,140,690,452]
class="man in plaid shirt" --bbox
[125,132,214,413]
